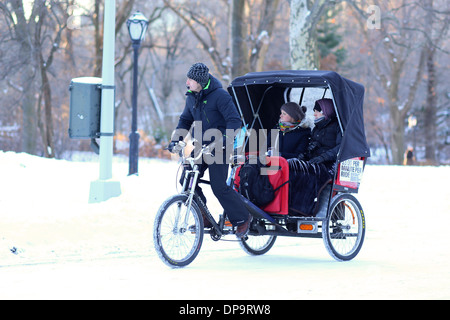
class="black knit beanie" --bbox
[313,101,322,112]
[186,62,210,88]
[281,102,305,122]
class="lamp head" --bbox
[127,11,149,43]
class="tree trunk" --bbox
[21,69,38,155]
[389,105,405,165]
[231,0,250,78]
[424,48,437,164]
[11,1,38,154]
[93,0,102,77]
[289,0,328,70]
[38,52,55,158]
[249,0,280,72]
[423,0,438,164]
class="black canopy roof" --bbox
[227,70,371,162]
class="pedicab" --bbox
[153,70,371,267]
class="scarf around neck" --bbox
[314,115,325,124]
[279,120,300,132]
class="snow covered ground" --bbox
[0,150,449,300]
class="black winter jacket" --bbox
[174,74,242,144]
[269,118,313,159]
[308,116,342,166]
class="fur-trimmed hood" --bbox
[299,116,314,130]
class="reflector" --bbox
[299,223,314,231]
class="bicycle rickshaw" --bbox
[153,70,371,267]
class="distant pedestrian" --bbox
[404,147,415,165]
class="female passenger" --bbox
[289,98,342,216]
[268,102,312,159]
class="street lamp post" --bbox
[88,0,121,203]
[127,11,148,176]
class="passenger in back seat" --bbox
[267,102,312,159]
[304,98,342,171]
[288,98,342,216]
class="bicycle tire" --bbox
[153,194,204,267]
[240,235,277,256]
[322,193,365,261]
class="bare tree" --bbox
[162,0,230,80]
[1,1,36,154]
[231,0,249,78]
[348,0,432,164]
[232,0,281,77]
[0,1,71,157]
[163,0,281,82]
[421,0,449,164]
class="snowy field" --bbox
[0,150,449,300]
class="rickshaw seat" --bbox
[234,156,289,215]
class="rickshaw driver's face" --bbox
[186,78,202,93]
[280,110,295,123]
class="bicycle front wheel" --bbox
[153,194,204,267]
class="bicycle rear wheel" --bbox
[153,194,204,267]
[240,235,277,255]
[322,193,365,261]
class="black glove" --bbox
[297,153,306,161]
[166,141,178,153]
[309,156,324,164]
[307,141,321,153]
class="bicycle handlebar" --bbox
[168,140,216,163]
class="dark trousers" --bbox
[182,156,249,226]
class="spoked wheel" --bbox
[240,234,277,255]
[153,194,204,267]
[322,193,365,261]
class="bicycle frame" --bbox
[177,141,234,241]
